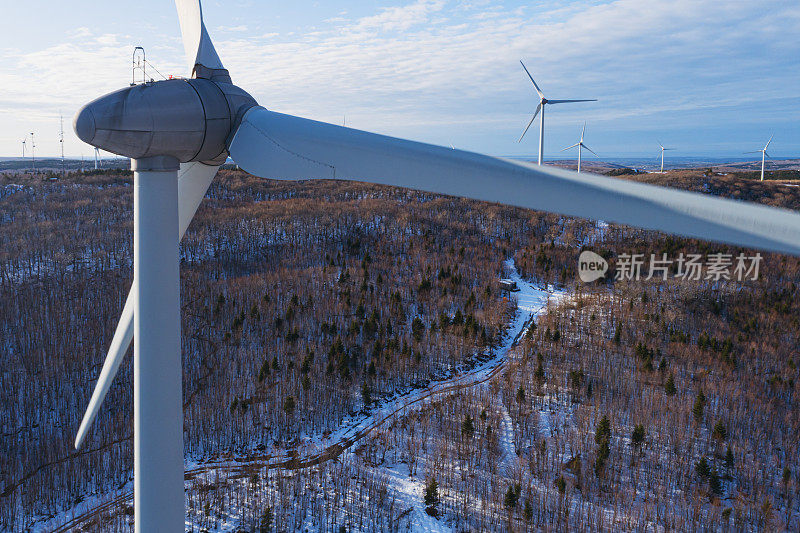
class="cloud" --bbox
[353,0,447,32]
[215,0,800,131]
[1,0,798,156]
[216,25,249,33]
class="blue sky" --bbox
[1,0,799,160]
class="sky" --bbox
[1,0,799,160]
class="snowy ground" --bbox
[36,259,568,532]
[350,260,567,532]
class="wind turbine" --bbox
[745,135,773,181]
[517,61,596,165]
[29,132,36,174]
[72,1,800,530]
[658,141,674,173]
[560,122,598,173]
[21,137,26,159]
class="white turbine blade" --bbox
[743,151,761,154]
[517,103,542,143]
[765,134,774,150]
[580,122,586,142]
[583,144,600,157]
[175,0,225,77]
[547,99,597,104]
[177,162,220,237]
[74,162,219,449]
[561,143,580,152]
[229,106,800,256]
[519,61,545,99]
[74,287,135,449]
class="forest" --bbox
[0,168,798,531]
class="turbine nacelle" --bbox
[74,78,256,165]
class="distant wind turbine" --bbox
[517,60,596,166]
[560,122,598,173]
[744,135,773,181]
[21,137,26,158]
[658,142,674,173]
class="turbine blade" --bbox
[765,134,774,150]
[517,103,542,143]
[581,122,586,142]
[74,288,135,449]
[228,106,800,257]
[175,0,227,79]
[519,61,545,99]
[583,144,600,157]
[74,162,219,449]
[561,143,580,151]
[547,99,597,104]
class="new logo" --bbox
[578,251,608,283]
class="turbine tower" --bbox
[517,61,596,165]
[94,147,100,170]
[745,135,773,181]
[60,114,66,176]
[72,2,800,531]
[658,141,674,173]
[560,122,598,173]
[30,132,36,174]
[21,137,26,159]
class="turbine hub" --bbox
[74,79,257,165]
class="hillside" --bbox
[1,169,798,531]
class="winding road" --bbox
[47,261,564,532]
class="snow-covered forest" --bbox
[1,169,798,531]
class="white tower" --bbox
[517,61,596,166]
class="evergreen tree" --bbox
[595,416,612,475]
[725,446,734,469]
[504,484,521,510]
[535,360,545,382]
[664,373,677,396]
[283,395,296,415]
[692,389,706,423]
[696,456,711,478]
[424,478,439,517]
[709,468,723,495]
[424,478,439,507]
[555,476,566,494]
[595,416,611,445]
[631,424,646,447]
[516,386,526,404]
[523,499,533,521]
[461,415,475,439]
[361,382,372,407]
[712,420,727,441]
[259,508,273,533]
[411,317,425,341]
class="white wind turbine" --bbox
[658,141,675,173]
[72,1,800,530]
[517,61,596,165]
[560,122,598,173]
[745,135,774,181]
